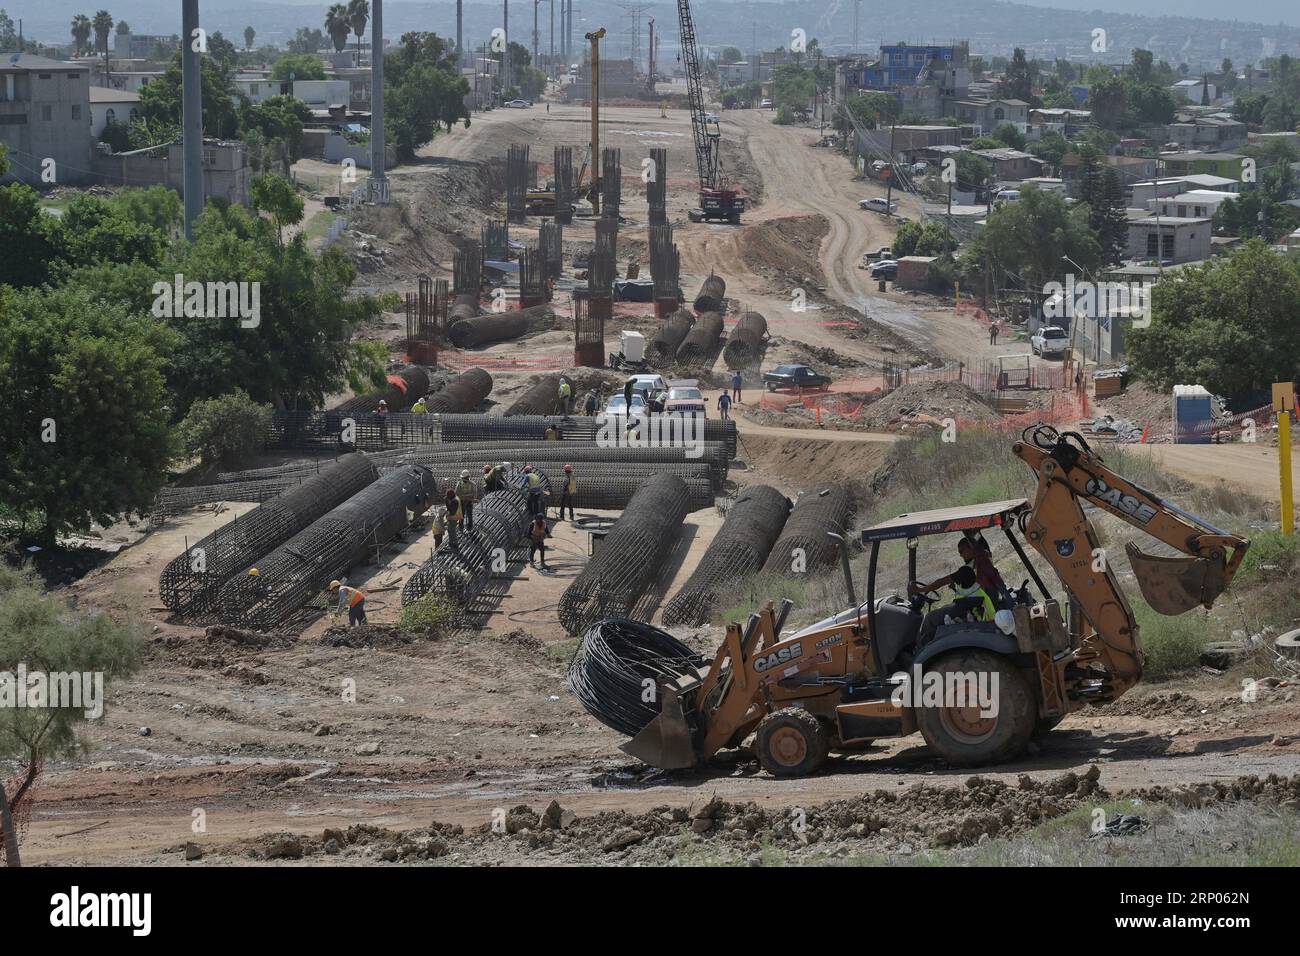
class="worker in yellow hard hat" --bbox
[330,580,367,626]
[248,567,260,577]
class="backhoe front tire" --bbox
[753,708,829,777]
[916,649,1036,767]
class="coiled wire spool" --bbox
[558,474,689,636]
[759,483,854,576]
[158,453,380,617]
[424,367,493,413]
[675,311,724,365]
[693,275,726,314]
[722,311,768,370]
[662,484,791,627]
[566,618,706,737]
[504,375,563,416]
[214,465,438,630]
[646,310,695,364]
[333,366,430,417]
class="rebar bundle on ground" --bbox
[158,454,379,617]
[566,619,705,737]
[646,310,694,364]
[558,474,689,635]
[156,477,311,514]
[333,366,431,418]
[646,147,667,224]
[436,414,598,443]
[506,144,529,223]
[554,146,574,224]
[601,147,621,219]
[401,479,535,609]
[504,374,563,416]
[693,274,726,313]
[760,483,854,576]
[424,367,493,413]
[723,311,768,370]
[661,485,791,627]
[216,465,437,630]
[675,311,724,365]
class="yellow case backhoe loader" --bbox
[624,427,1250,774]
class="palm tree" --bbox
[324,4,351,54]
[347,0,369,55]
[70,14,92,56]
[92,10,113,86]
[244,25,256,51]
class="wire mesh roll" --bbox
[662,484,792,627]
[675,311,724,365]
[333,366,430,417]
[722,311,768,370]
[215,465,438,630]
[448,312,529,348]
[566,619,706,737]
[159,454,380,617]
[646,310,695,364]
[558,474,689,636]
[424,367,493,413]
[759,483,854,576]
[438,414,598,443]
[504,375,563,416]
[693,275,726,313]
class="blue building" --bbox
[857,43,961,89]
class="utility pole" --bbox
[456,0,463,67]
[181,0,203,239]
[533,0,540,72]
[550,0,555,79]
[370,0,387,201]
[853,0,861,53]
[885,122,896,213]
[587,26,605,216]
[504,0,510,95]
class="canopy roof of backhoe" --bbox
[860,498,1030,543]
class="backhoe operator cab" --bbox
[622,428,1249,776]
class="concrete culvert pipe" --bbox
[424,367,493,413]
[646,310,695,364]
[693,275,726,313]
[723,311,768,370]
[675,311,724,365]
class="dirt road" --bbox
[1128,442,1299,504]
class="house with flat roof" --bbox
[1151,189,1238,219]
[970,147,1043,180]
[1128,216,1212,264]
[1159,151,1246,181]
[0,54,94,186]
[955,98,1028,134]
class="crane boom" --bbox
[675,0,719,191]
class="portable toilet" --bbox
[1172,384,1212,444]
[620,330,646,364]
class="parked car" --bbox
[862,245,892,263]
[1031,325,1071,357]
[763,364,832,391]
[760,98,773,109]
[910,161,929,174]
[858,197,898,214]
[869,259,899,280]
[704,112,720,123]
[664,380,707,416]
[603,393,648,420]
[995,188,1021,204]
[504,99,533,108]
[628,374,667,400]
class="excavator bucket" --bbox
[1125,542,1228,615]
[619,682,700,770]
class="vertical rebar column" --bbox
[482,220,509,260]
[590,217,618,292]
[649,221,679,317]
[181,0,203,239]
[647,146,667,223]
[454,240,482,295]
[601,146,621,220]
[519,245,547,307]
[573,289,606,367]
[506,144,529,223]
[554,145,574,224]
[405,274,439,364]
[539,222,563,280]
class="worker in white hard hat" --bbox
[557,464,577,522]
[455,469,477,532]
[331,580,367,626]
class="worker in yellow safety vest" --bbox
[914,565,995,647]
[455,469,477,532]
[331,580,367,626]
[558,379,573,414]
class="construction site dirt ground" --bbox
[22,103,1300,866]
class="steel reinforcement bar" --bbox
[333,365,430,417]
[676,311,724,365]
[661,485,792,627]
[214,465,438,630]
[759,483,854,576]
[504,374,563,416]
[158,454,380,617]
[693,274,726,313]
[722,311,768,370]
[424,367,493,414]
[646,310,694,364]
[558,473,689,636]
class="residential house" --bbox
[888,124,961,158]
[955,98,1029,134]
[1159,151,1247,181]
[1128,216,1212,264]
[970,147,1044,181]
[88,86,140,139]
[1130,175,1239,208]
[0,54,94,186]
[92,138,252,206]
[1165,116,1247,151]
[1026,107,1091,139]
[1169,77,1217,104]
[1151,190,1238,219]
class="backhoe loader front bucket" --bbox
[619,681,700,770]
[1126,542,1228,615]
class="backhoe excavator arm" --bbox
[1012,426,1249,699]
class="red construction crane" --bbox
[676,0,744,224]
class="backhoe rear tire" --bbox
[916,649,1036,767]
[753,708,829,777]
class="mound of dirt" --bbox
[856,381,998,430]
[738,433,886,488]
[320,624,426,648]
[734,215,828,293]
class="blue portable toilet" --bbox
[1172,385,1212,444]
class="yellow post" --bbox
[955,280,960,310]
[1276,382,1296,534]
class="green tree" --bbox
[1130,48,1155,83]
[1213,191,1292,242]
[70,14,92,54]
[1091,166,1129,265]
[0,284,176,540]
[325,4,351,53]
[952,151,993,194]
[384,32,469,160]
[287,27,325,54]
[0,182,60,288]
[1089,74,1127,130]
[207,31,239,72]
[92,10,113,73]
[1128,241,1300,400]
[1028,130,1069,173]
[241,95,313,170]
[0,563,141,865]
[999,48,1036,103]
[244,25,256,50]
[139,51,241,139]
[989,122,1026,150]
[347,0,370,55]
[176,390,273,468]
[250,172,304,245]
[962,186,1099,294]
[270,52,326,82]
[108,185,182,234]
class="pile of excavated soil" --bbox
[736,433,886,489]
[734,215,828,294]
[856,381,999,430]
[1095,380,1171,424]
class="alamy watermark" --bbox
[595,411,704,459]
[1043,275,1153,330]
[151,274,261,328]
[0,664,104,719]
[889,664,1000,718]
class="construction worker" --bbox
[445,488,463,550]
[584,389,599,416]
[455,469,477,532]
[558,464,577,521]
[411,396,428,414]
[626,418,640,443]
[731,370,743,404]
[524,465,545,517]
[374,399,389,443]
[717,390,732,420]
[911,537,1007,603]
[559,378,573,415]
[624,378,635,407]
[430,508,446,548]
[331,580,368,626]
[528,515,550,570]
[375,399,389,415]
[913,565,996,647]
[483,462,501,494]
